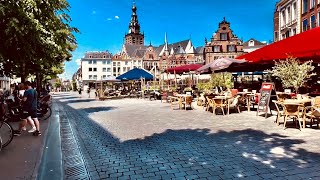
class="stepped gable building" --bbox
[204,18,244,64]
[243,38,267,53]
[157,33,204,72]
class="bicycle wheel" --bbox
[0,121,13,148]
[41,106,52,120]
[0,136,2,151]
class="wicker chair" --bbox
[227,95,241,115]
[283,103,305,130]
[273,100,285,126]
[181,96,193,110]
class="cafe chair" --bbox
[273,100,285,126]
[170,96,181,110]
[283,103,305,130]
[304,105,320,128]
[181,96,193,110]
[227,95,241,115]
[212,98,227,115]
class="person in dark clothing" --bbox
[13,81,41,136]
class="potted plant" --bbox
[269,57,315,93]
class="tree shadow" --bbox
[60,99,96,104]
[68,108,320,179]
[81,107,117,113]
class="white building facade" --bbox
[276,0,301,41]
[81,51,113,89]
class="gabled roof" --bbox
[156,39,190,56]
[123,44,148,57]
[243,38,267,47]
[133,49,146,58]
[196,46,204,54]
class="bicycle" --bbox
[0,98,14,148]
[37,94,52,120]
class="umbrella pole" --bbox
[174,70,177,89]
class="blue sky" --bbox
[64,0,278,79]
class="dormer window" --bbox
[249,40,254,46]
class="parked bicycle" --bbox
[0,97,14,149]
[37,94,52,120]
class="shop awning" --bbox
[237,27,320,63]
[166,64,203,74]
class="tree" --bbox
[0,0,78,82]
[269,57,316,93]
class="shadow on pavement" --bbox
[81,107,117,113]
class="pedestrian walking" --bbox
[87,87,91,98]
[78,87,82,98]
[13,81,41,136]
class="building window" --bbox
[310,0,315,9]
[220,33,228,40]
[93,60,97,64]
[292,3,296,20]
[102,60,106,64]
[125,61,128,65]
[103,75,106,79]
[89,60,93,64]
[303,19,309,31]
[281,11,286,25]
[285,31,290,38]
[113,62,116,66]
[117,67,120,72]
[213,45,221,53]
[227,45,236,52]
[292,28,296,35]
[303,0,308,13]
[107,68,111,72]
[287,6,291,23]
[102,68,106,72]
[93,68,97,72]
[89,75,92,79]
[127,67,130,71]
[93,75,97,80]
[117,62,120,66]
[149,54,153,59]
[89,68,92,72]
[311,15,316,28]
[123,67,126,72]
[107,60,111,64]
[113,67,117,73]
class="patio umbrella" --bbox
[116,68,153,81]
[197,57,247,74]
[167,64,203,74]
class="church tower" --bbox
[124,2,144,45]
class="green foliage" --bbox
[210,72,234,89]
[0,0,78,79]
[269,57,315,93]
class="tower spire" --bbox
[124,0,144,45]
[164,32,169,55]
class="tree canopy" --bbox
[0,0,78,81]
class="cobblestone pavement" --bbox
[55,92,320,180]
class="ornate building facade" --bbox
[204,18,244,64]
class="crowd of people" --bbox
[0,81,51,137]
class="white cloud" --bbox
[115,15,120,19]
[75,59,81,66]
[92,10,96,15]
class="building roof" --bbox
[123,44,148,57]
[196,46,204,54]
[243,38,267,47]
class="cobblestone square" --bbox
[56,92,320,179]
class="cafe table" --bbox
[283,98,313,128]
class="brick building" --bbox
[204,18,244,64]
[301,0,320,32]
